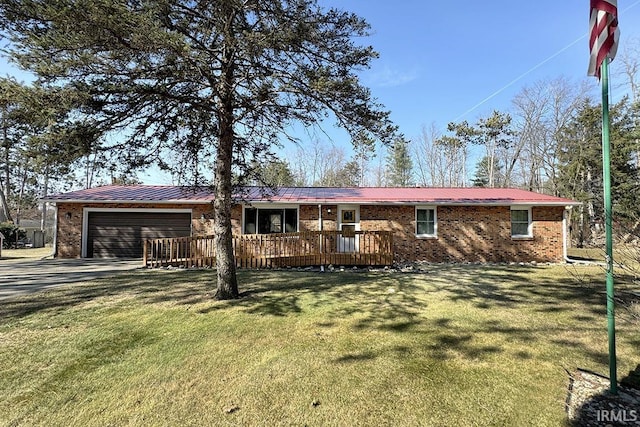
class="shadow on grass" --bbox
[0,263,627,367]
[0,269,215,321]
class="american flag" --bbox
[588,0,620,78]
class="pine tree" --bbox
[386,137,413,187]
[0,0,398,299]
[557,97,639,245]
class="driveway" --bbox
[0,258,142,300]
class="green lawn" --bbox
[1,263,638,426]
[0,246,52,262]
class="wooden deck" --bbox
[143,230,393,268]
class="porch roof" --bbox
[46,185,579,206]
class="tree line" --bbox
[250,73,640,248]
[3,55,639,249]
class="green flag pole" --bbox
[600,57,617,395]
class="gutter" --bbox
[43,198,211,204]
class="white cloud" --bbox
[363,65,419,88]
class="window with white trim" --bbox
[510,207,532,237]
[416,207,437,237]
[243,207,298,234]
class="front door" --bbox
[338,206,359,253]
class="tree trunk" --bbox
[461,146,467,187]
[488,152,495,188]
[41,164,49,231]
[213,135,238,300]
[578,204,585,248]
[0,181,9,223]
[213,4,239,300]
[16,165,27,226]
[1,109,13,223]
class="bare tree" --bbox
[413,124,442,186]
[414,122,471,187]
[511,77,588,194]
[615,37,640,169]
[615,36,640,102]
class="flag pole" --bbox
[600,57,617,395]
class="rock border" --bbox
[566,369,640,426]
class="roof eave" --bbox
[44,199,213,204]
[242,200,581,206]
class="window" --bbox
[342,209,356,224]
[416,207,436,237]
[244,207,298,234]
[511,208,532,237]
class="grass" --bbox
[0,246,52,262]
[0,262,639,426]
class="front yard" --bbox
[0,262,638,426]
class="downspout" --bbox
[563,206,605,265]
[319,204,324,272]
[563,207,568,261]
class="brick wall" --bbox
[298,204,338,231]
[356,204,565,263]
[56,201,565,263]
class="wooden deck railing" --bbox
[143,230,393,268]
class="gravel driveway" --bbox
[0,258,142,300]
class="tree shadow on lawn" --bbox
[0,269,216,322]
[219,266,615,365]
[422,264,608,314]
[0,264,620,367]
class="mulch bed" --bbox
[566,369,640,426]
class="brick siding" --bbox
[358,204,564,263]
[56,202,565,263]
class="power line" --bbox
[452,0,640,123]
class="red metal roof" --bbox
[45,185,215,203]
[241,187,578,205]
[46,185,579,206]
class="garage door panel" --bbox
[87,211,192,258]
[92,241,140,258]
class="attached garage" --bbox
[84,210,192,258]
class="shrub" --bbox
[0,222,26,249]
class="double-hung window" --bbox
[510,207,532,238]
[416,207,437,237]
[243,207,298,234]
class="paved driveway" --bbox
[0,258,142,300]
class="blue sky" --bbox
[2,1,640,185]
[330,0,640,142]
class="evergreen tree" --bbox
[322,160,360,187]
[0,0,398,299]
[386,136,413,187]
[0,77,97,225]
[250,159,298,188]
[557,97,639,245]
[475,110,514,187]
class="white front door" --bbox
[337,205,360,253]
